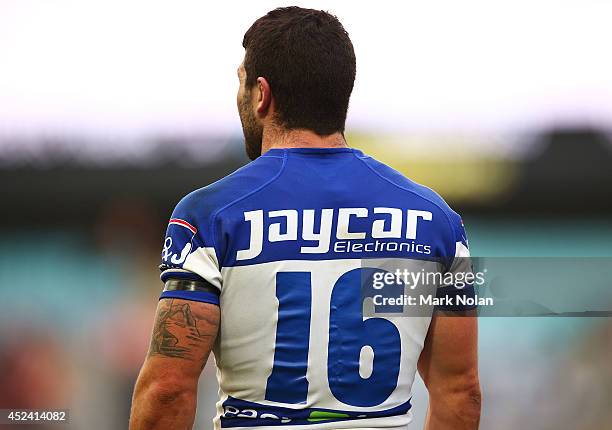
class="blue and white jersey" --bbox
[159,148,472,430]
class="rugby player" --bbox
[130,6,480,430]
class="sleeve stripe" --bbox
[169,218,198,234]
[160,290,220,306]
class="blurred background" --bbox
[1,0,611,428]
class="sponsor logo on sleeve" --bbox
[162,218,198,265]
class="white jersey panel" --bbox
[213,259,436,429]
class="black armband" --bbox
[163,278,220,295]
[160,278,220,305]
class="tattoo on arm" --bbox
[148,299,219,361]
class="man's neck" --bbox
[261,127,348,155]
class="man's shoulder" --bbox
[358,152,460,222]
[173,153,285,221]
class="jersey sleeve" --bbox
[159,193,222,305]
[435,212,477,312]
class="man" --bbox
[130,6,480,430]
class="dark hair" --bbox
[242,6,356,135]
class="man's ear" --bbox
[255,77,272,115]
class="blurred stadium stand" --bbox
[2,126,611,229]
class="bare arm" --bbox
[418,310,481,430]
[130,298,220,430]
